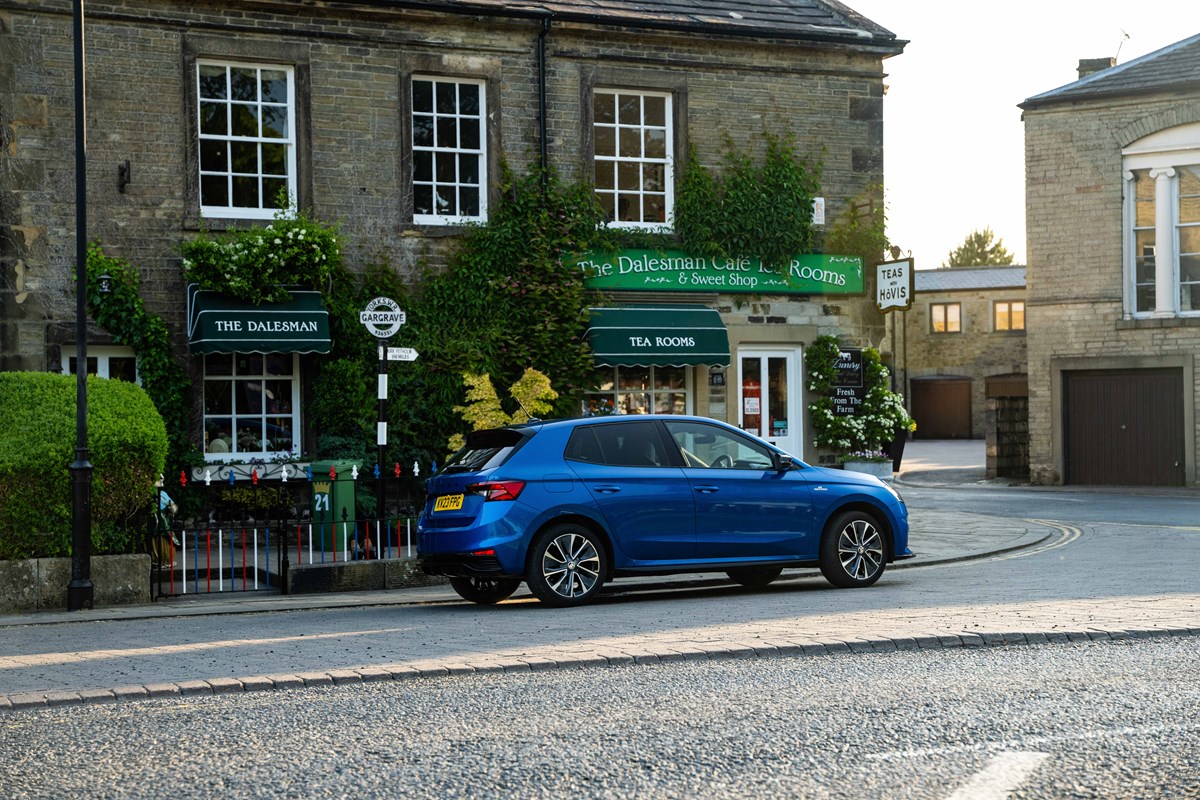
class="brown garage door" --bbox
[910,377,972,439]
[1063,369,1184,486]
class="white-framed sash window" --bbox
[197,61,297,219]
[593,89,674,230]
[411,76,487,224]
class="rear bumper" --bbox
[421,553,519,579]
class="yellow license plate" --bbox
[434,493,464,512]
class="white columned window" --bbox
[1150,166,1177,317]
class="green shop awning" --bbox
[587,304,729,367]
[187,284,331,355]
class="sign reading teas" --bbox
[572,250,864,295]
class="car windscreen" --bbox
[442,428,530,473]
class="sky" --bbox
[841,1,1200,268]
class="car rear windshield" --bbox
[442,428,529,473]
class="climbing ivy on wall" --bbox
[84,244,197,473]
[673,133,822,270]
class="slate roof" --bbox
[915,266,1026,293]
[384,0,904,49]
[1021,32,1200,109]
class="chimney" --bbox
[1078,57,1116,79]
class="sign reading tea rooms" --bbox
[573,250,864,295]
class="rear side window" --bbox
[443,428,528,473]
[565,421,668,467]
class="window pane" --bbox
[643,95,665,126]
[645,128,666,159]
[198,65,227,99]
[236,421,264,453]
[459,117,480,150]
[618,367,650,390]
[644,163,664,192]
[595,161,614,190]
[1134,169,1155,228]
[200,140,227,172]
[594,93,615,125]
[412,80,433,113]
[206,353,233,375]
[460,186,480,217]
[1180,226,1200,256]
[617,161,639,190]
[655,392,686,414]
[597,192,615,221]
[947,304,961,331]
[200,102,227,135]
[232,175,259,207]
[205,380,233,414]
[263,178,287,208]
[109,357,137,382]
[459,83,479,115]
[236,380,265,413]
[413,115,434,148]
[655,366,685,389]
[459,153,479,185]
[261,105,288,138]
[265,417,294,452]
[594,367,616,392]
[436,117,458,149]
[594,126,615,157]
[643,194,665,223]
[206,419,233,454]
[436,82,456,114]
[435,188,456,216]
[231,141,259,173]
[618,126,641,158]
[260,70,288,104]
[261,143,286,175]
[618,94,640,125]
[436,152,456,183]
[201,175,228,207]
[414,185,433,216]
[617,193,640,222]
[931,305,946,332]
[995,304,1010,330]
[231,104,258,137]
[414,150,433,182]
[1011,303,1025,330]
[230,67,258,101]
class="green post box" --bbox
[310,459,359,552]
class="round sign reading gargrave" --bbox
[359,296,405,339]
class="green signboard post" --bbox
[571,250,864,295]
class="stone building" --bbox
[886,266,1027,471]
[1,0,904,469]
[1021,34,1200,486]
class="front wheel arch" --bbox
[820,501,894,563]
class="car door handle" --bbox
[592,485,622,494]
[693,485,720,493]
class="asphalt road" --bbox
[2,636,1196,800]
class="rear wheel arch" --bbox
[528,513,615,580]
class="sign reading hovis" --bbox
[572,250,864,295]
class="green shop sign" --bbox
[572,250,863,295]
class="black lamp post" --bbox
[67,0,93,611]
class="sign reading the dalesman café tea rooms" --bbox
[572,250,863,295]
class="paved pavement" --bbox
[1,440,1196,711]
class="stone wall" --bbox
[0,554,151,612]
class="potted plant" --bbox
[807,335,914,479]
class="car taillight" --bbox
[466,480,526,502]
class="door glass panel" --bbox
[740,357,762,435]
[767,357,788,438]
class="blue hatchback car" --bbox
[419,415,911,607]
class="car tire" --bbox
[526,523,608,608]
[819,510,887,588]
[448,576,522,605]
[725,567,784,588]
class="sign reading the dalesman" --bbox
[571,250,863,295]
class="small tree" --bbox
[447,369,558,454]
[944,227,1015,267]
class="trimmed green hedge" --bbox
[0,372,168,560]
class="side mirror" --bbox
[771,451,793,472]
